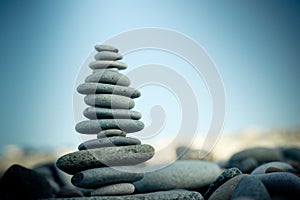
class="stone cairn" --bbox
[56,45,155,196]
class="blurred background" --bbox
[0,0,299,173]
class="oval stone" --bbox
[85,70,130,86]
[91,183,135,196]
[97,129,127,138]
[84,107,141,120]
[251,162,294,175]
[75,119,144,134]
[84,94,135,109]
[78,137,141,150]
[72,168,143,189]
[134,160,222,193]
[95,45,118,53]
[89,61,127,70]
[94,51,122,61]
[77,83,141,98]
[56,144,155,174]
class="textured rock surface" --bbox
[84,94,135,109]
[84,107,141,120]
[78,137,141,150]
[208,174,246,200]
[72,168,144,189]
[91,183,135,196]
[251,161,294,175]
[56,145,155,174]
[43,189,203,200]
[89,61,127,70]
[85,70,130,86]
[77,83,141,98]
[134,160,222,192]
[231,175,271,200]
[75,119,144,134]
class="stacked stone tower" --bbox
[56,45,155,196]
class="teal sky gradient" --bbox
[0,0,299,149]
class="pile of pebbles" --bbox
[56,45,156,196]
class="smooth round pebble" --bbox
[84,94,135,109]
[91,183,135,196]
[78,137,141,150]
[97,129,127,138]
[72,168,144,189]
[75,119,144,134]
[94,51,122,61]
[251,162,294,175]
[95,45,118,52]
[89,61,127,70]
[134,160,222,193]
[229,147,283,164]
[56,144,155,174]
[254,172,300,197]
[85,70,130,86]
[77,83,141,98]
[84,107,141,120]
[208,174,246,200]
[56,186,84,198]
[231,175,271,200]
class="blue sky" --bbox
[0,0,299,149]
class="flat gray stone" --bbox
[208,174,246,200]
[229,147,283,164]
[89,61,127,70]
[84,107,142,120]
[95,51,122,61]
[95,45,118,53]
[56,144,155,175]
[97,129,127,138]
[85,70,130,86]
[43,189,203,199]
[251,162,294,175]
[231,175,271,200]
[91,183,135,196]
[204,167,242,199]
[134,160,222,193]
[72,168,143,189]
[84,94,135,109]
[75,119,144,134]
[78,137,141,150]
[77,83,141,98]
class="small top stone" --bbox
[95,51,123,61]
[95,45,118,53]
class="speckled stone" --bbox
[251,162,294,175]
[231,175,271,200]
[254,172,300,198]
[134,160,222,193]
[229,147,283,165]
[85,70,130,86]
[78,137,141,150]
[77,83,141,98]
[56,144,155,175]
[95,51,122,61]
[43,189,203,200]
[84,94,135,109]
[72,168,144,189]
[97,129,127,138]
[83,107,141,120]
[89,61,127,70]
[91,183,135,196]
[75,119,144,134]
[204,167,242,199]
[208,174,246,200]
[95,45,118,53]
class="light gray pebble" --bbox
[91,183,135,196]
[89,61,127,70]
[78,137,141,150]
[95,45,118,53]
[84,94,135,109]
[97,129,127,138]
[75,119,144,134]
[85,70,130,86]
[84,107,141,120]
[95,51,122,61]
